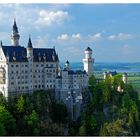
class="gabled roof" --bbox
[109,71,117,76]
[2,45,27,62]
[68,70,86,75]
[1,46,59,62]
[33,48,58,62]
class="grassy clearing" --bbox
[128,77,140,82]
[128,73,140,93]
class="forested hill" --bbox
[0,74,140,136]
[69,75,140,136]
[0,90,68,136]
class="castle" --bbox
[103,71,128,84]
[0,20,94,119]
[103,71,128,92]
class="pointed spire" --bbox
[11,18,20,46]
[13,18,18,34]
[85,47,92,51]
[65,60,70,70]
[66,60,69,64]
[27,34,33,48]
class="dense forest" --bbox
[0,90,68,136]
[0,74,140,136]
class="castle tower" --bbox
[103,71,108,79]
[122,72,128,84]
[65,60,70,70]
[27,35,33,60]
[11,19,20,46]
[26,35,33,93]
[83,47,94,77]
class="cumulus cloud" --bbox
[72,33,81,40]
[57,34,69,41]
[0,4,71,45]
[0,4,70,30]
[108,33,133,41]
[57,33,81,42]
[57,32,102,44]
[87,33,102,42]
[36,10,69,26]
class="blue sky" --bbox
[0,4,140,62]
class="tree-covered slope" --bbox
[69,75,140,136]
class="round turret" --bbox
[83,46,94,77]
[65,60,70,70]
[85,47,92,59]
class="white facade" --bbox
[83,47,94,77]
[0,55,59,98]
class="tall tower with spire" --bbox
[11,19,20,46]
[27,35,33,60]
[83,47,94,77]
[26,35,33,92]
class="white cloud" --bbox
[36,10,69,26]
[108,35,116,40]
[56,32,102,44]
[108,33,133,41]
[72,33,81,40]
[87,33,102,42]
[57,33,81,42]
[57,34,69,41]
[0,4,72,45]
[0,4,70,30]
